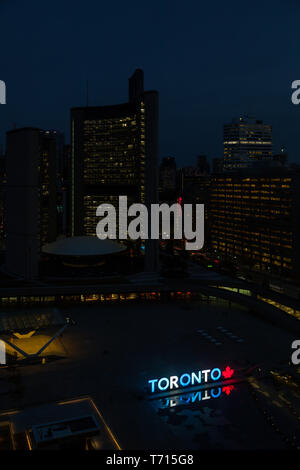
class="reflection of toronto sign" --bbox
[0,81,6,104]
[159,385,235,409]
[148,366,234,394]
[96,195,204,250]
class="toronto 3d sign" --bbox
[148,365,234,394]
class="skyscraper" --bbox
[224,117,272,169]
[5,128,57,279]
[179,160,211,249]
[197,155,210,174]
[71,69,159,271]
[159,156,177,201]
[39,130,58,248]
[0,151,5,249]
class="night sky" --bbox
[1,0,300,165]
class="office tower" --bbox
[179,166,210,196]
[179,154,211,201]
[212,157,224,174]
[62,143,71,182]
[5,128,57,279]
[210,167,300,280]
[40,130,64,181]
[197,155,210,174]
[57,143,71,236]
[39,130,58,247]
[40,130,68,237]
[179,162,210,248]
[0,153,5,248]
[71,69,159,271]
[224,117,272,169]
[129,68,144,102]
[159,157,177,201]
[273,148,288,166]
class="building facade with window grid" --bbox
[210,168,300,280]
[224,117,272,169]
[71,70,159,271]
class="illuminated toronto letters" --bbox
[148,366,230,393]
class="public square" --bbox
[0,297,298,449]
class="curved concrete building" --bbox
[42,236,126,258]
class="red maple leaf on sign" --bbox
[222,385,235,395]
[222,366,234,379]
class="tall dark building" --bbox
[159,156,177,201]
[71,69,159,271]
[273,148,288,166]
[224,117,272,169]
[212,157,224,174]
[197,155,210,174]
[129,68,144,102]
[39,130,58,247]
[5,128,57,279]
[0,152,5,250]
[57,143,71,237]
[179,162,210,248]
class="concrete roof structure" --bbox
[42,236,126,257]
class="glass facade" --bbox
[72,102,146,237]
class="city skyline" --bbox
[1,1,300,165]
[0,0,299,454]
[0,83,295,167]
